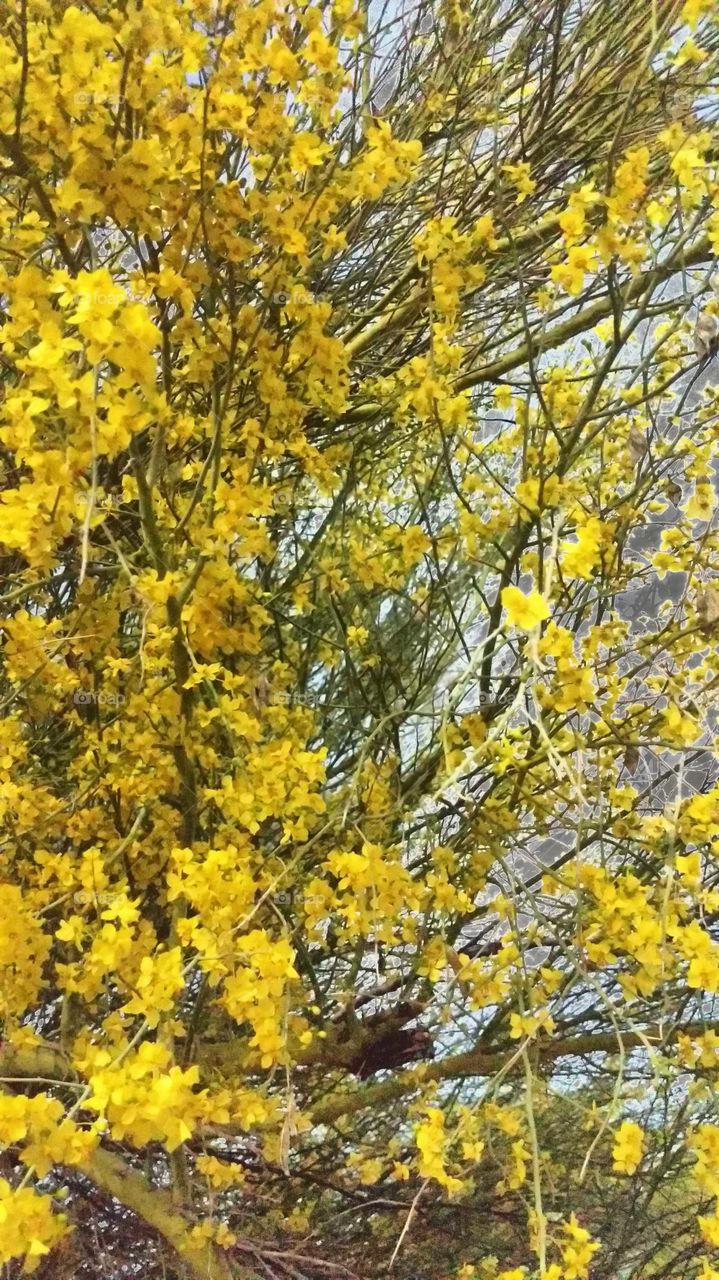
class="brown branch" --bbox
[81,1146,245,1280]
[0,131,78,273]
[0,1039,71,1082]
[341,234,712,424]
[309,1020,717,1126]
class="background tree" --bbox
[0,0,718,1277]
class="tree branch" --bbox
[81,1146,244,1280]
[309,1020,716,1125]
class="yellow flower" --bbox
[682,0,713,24]
[0,1180,67,1271]
[550,245,597,295]
[560,518,605,580]
[676,851,701,885]
[698,1258,719,1280]
[560,1215,601,1280]
[501,586,550,631]
[503,162,536,203]
[346,624,369,647]
[659,702,700,747]
[685,481,716,523]
[699,1211,719,1248]
[288,131,330,173]
[612,1120,644,1174]
[414,1106,462,1192]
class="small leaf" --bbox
[694,311,718,359]
[627,424,646,466]
[279,1089,299,1176]
[696,585,719,632]
[250,673,270,709]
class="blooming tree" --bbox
[0,0,719,1277]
